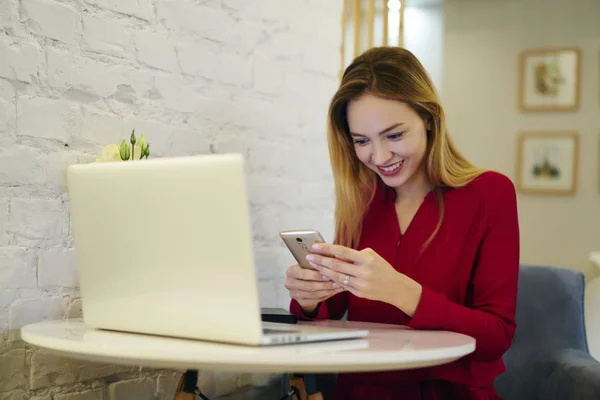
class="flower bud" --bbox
[130,129,136,145]
[119,139,130,161]
[137,134,147,150]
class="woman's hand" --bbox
[306,244,423,316]
[285,264,345,313]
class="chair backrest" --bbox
[495,265,589,399]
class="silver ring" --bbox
[343,275,350,285]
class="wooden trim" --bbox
[382,0,389,46]
[518,47,581,112]
[367,0,375,48]
[515,131,579,196]
[398,0,405,47]
[340,0,347,79]
[353,0,360,57]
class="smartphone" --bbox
[279,229,326,269]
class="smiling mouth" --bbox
[377,160,404,173]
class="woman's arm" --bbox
[406,175,519,362]
[290,290,349,320]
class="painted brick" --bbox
[0,0,342,399]
[16,96,80,143]
[107,378,154,400]
[0,349,26,391]
[0,391,26,400]
[82,14,131,57]
[0,80,15,144]
[0,0,15,32]
[8,198,66,247]
[0,145,46,186]
[135,31,178,72]
[66,298,82,319]
[258,279,278,307]
[168,128,212,157]
[253,246,295,280]
[156,373,180,400]
[38,248,78,287]
[0,199,8,246]
[22,0,82,45]
[302,43,341,77]
[0,40,41,83]
[85,0,154,21]
[54,390,103,400]
[8,297,63,341]
[176,41,219,79]
[30,351,134,390]
[218,53,253,87]
[77,107,130,147]
[156,1,236,43]
[46,49,153,102]
[152,75,200,113]
[0,247,37,289]
[253,57,283,95]
[45,151,88,189]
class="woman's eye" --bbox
[353,138,369,145]
[387,132,405,141]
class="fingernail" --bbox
[321,274,329,281]
[312,243,322,250]
[305,254,315,262]
[332,282,339,288]
[309,261,318,268]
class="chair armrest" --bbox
[539,348,600,400]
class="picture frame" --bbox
[516,131,579,195]
[518,47,581,111]
[598,132,600,194]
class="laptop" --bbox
[66,153,369,346]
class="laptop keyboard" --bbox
[263,328,299,334]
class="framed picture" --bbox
[516,131,579,195]
[519,47,581,111]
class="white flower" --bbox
[96,144,121,162]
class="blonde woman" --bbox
[285,47,519,400]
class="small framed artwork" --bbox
[519,47,581,111]
[516,131,579,195]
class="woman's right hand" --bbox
[285,264,344,314]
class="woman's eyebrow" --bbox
[349,122,405,137]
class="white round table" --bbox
[21,319,475,373]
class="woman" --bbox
[285,47,519,399]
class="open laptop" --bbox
[66,153,369,346]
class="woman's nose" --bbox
[372,142,392,165]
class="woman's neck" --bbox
[394,168,432,205]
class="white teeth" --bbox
[381,161,403,172]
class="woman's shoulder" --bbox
[450,170,517,212]
[468,170,516,195]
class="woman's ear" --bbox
[425,119,432,131]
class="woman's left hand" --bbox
[306,244,423,316]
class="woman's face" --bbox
[347,94,429,190]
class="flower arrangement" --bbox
[96,130,150,162]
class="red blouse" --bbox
[290,171,520,400]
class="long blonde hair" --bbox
[328,47,486,249]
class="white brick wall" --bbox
[0,0,342,398]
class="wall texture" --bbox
[442,0,600,278]
[0,0,342,398]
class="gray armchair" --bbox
[495,265,600,400]
[304,265,600,400]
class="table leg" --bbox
[174,370,209,400]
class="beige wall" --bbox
[442,0,600,278]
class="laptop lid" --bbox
[67,154,265,345]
